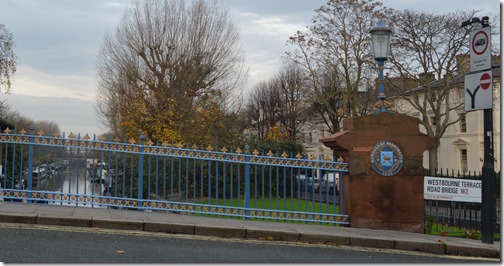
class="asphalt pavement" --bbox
[0,201,500,259]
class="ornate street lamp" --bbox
[369,20,392,112]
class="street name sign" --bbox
[424,176,481,203]
[464,70,493,111]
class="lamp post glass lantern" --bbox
[370,20,392,112]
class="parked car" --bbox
[305,176,322,192]
[320,172,339,194]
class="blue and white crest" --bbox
[370,141,403,176]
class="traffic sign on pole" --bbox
[462,16,495,245]
[470,27,491,72]
[464,70,493,111]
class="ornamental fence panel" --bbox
[0,130,349,225]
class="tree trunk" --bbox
[428,147,438,176]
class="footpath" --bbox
[0,201,500,259]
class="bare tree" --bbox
[387,9,484,174]
[34,120,60,137]
[286,0,394,133]
[0,24,17,93]
[311,65,346,133]
[273,62,310,141]
[0,99,11,117]
[245,62,310,141]
[95,0,246,144]
[245,80,281,139]
[0,100,61,136]
[0,100,29,131]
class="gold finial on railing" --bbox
[192,144,199,150]
[220,146,228,153]
[235,147,242,154]
[37,130,44,136]
[114,137,121,143]
[128,138,136,144]
[147,140,154,146]
[175,142,184,148]
[3,127,11,134]
[68,133,75,138]
[309,154,315,160]
[281,151,288,158]
[83,133,91,140]
[295,153,303,159]
[54,132,61,138]
[206,145,213,151]
[337,156,346,163]
[252,149,259,156]
[266,150,274,156]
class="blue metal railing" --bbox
[0,131,349,225]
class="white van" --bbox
[321,172,339,194]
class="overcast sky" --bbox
[0,0,499,136]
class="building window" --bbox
[431,116,437,126]
[309,133,312,143]
[460,113,466,133]
[460,149,468,172]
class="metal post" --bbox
[137,134,146,207]
[377,59,386,112]
[460,16,495,244]
[480,18,495,245]
[481,108,495,244]
[244,145,251,220]
[26,126,35,192]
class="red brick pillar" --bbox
[320,112,434,233]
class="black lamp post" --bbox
[370,20,392,112]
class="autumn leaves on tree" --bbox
[95,0,245,145]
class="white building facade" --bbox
[395,71,501,174]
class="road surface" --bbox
[0,223,496,263]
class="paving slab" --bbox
[73,207,111,218]
[0,202,39,213]
[36,204,76,215]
